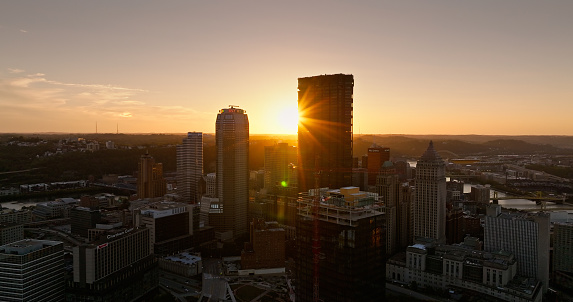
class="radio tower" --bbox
[312,156,321,302]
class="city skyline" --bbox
[1,1,572,135]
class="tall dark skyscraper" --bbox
[216,106,249,239]
[297,74,354,192]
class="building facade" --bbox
[367,146,390,187]
[484,205,550,293]
[216,106,249,239]
[137,152,166,199]
[397,183,414,251]
[376,161,399,255]
[241,219,285,269]
[0,239,64,302]
[134,201,197,255]
[70,207,101,238]
[177,132,203,203]
[297,74,354,192]
[386,242,542,302]
[413,141,446,243]
[553,222,573,274]
[263,143,297,195]
[69,227,158,301]
[296,187,385,302]
[0,223,24,245]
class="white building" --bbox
[177,132,203,203]
[484,205,550,293]
[33,198,78,220]
[386,241,542,302]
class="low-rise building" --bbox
[0,208,32,224]
[386,241,542,302]
[33,198,78,220]
[158,252,202,277]
[0,223,24,245]
[241,219,285,270]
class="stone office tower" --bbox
[298,74,353,193]
[137,152,166,199]
[413,141,446,243]
[216,106,249,239]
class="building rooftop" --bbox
[163,252,201,266]
[0,239,61,255]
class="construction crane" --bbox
[312,156,321,302]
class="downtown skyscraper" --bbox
[413,141,446,243]
[298,74,354,192]
[215,106,249,239]
[177,132,203,203]
[137,152,166,199]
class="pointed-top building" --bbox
[413,141,446,243]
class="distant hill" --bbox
[354,135,573,158]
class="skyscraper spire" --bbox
[420,140,442,161]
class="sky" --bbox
[1,1,572,135]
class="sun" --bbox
[276,104,299,134]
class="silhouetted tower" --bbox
[216,106,249,239]
[298,74,353,192]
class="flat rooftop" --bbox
[163,252,201,265]
[0,239,61,255]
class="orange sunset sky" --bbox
[1,1,572,135]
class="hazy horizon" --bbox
[2,1,572,135]
[3,132,573,138]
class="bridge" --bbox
[492,191,567,210]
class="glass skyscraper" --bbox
[297,74,354,193]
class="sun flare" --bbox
[276,105,299,134]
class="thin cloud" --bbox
[0,70,207,132]
[20,29,27,33]
[7,68,25,74]
[118,100,145,105]
[10,77,47,87]
[1,72,147,115]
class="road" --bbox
[159,269,202,301]
[386,282,449,302]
